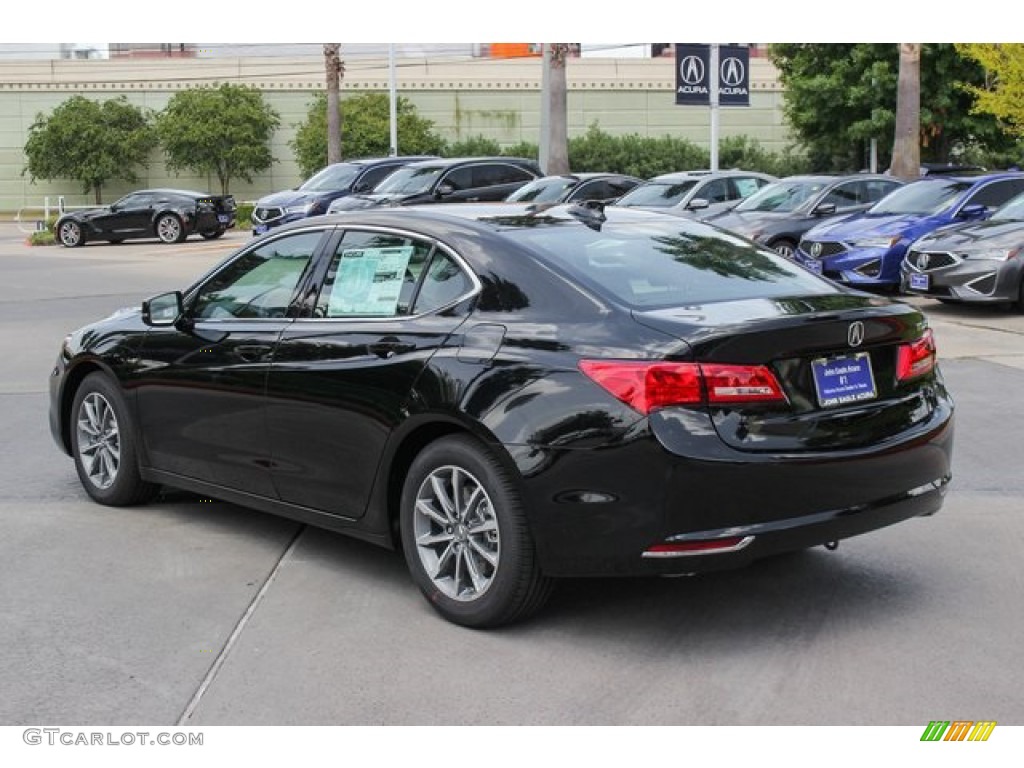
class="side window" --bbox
[862,180,902,204]
[118,193,151,209]
[965,180,1021,211]
[317,230,434,317]
[192,231,321,320]
[474,164,534,187]
[441,167,474,191]
[568,180,606,202]
[732,177,763,199]
[608,178,640,197]
[822,182,862,209]
[699,178,731,203]
[413,251,475,314]
[358,165,399,191]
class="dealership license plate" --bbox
[811,352,877,408]
[253,224,268,235]
[217,214,230,224]
[909,272,930,291]
[802,258,823,274]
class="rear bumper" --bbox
[512,396,954,577]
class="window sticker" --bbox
[329,246,414,316]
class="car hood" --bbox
[807,212,937,241]
[706,210,794,235]
[65,206,111,222]
[256,189,334,207]
[912,219,1024,251]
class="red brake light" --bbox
[896,329,936,382]
[578,360,786,414]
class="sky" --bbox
[5,2,1002,47]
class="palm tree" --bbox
[891,43,921,179]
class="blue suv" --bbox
[251,156,435,235]
[795,172,1024,288]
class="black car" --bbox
[55,189,236,247]
[901,190,1024,308]
[327,157,541,212]
[49,204,954,628]
[505,172,643,205]
[705,175,904,259]
[251,156,436,236]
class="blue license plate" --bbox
[253,224,268,235]
[217,214,230,224]
[811,352,877,408]
[803,258,823,274]
[909,272,929,291]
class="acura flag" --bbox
[675,44,750,106]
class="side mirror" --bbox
[142,291,184,327]
[812,202,837,216]
[436,182,456,198]
[958,203,988,220]
[686,198,710,211]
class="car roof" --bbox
[402,156,541,169]
[337,156,437,167]
[648,170,774,181]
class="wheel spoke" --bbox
[462,547,487,594]
[468,537,498,568]
[415,498,449,528]
[429,474,456,520]
[417,530,455,547]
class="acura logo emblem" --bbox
[721,57,745,87]
[679,55,705,85]
[848,321,865,348]
[918,252,930,270]
[810,242,822,258]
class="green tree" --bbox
[957,44,1024,137]
[291,92,446,179]
[156,83,279,195]
[23,95,157,204]
[769,44,1014,171]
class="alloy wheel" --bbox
[412,465,500,602]
[75,392,120,490]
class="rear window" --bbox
[509,216,833,309]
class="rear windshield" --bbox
[506,215,834,309]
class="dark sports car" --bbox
[49,204,954,627]
[55,188,236,247]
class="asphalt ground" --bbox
[1,222,1022,735]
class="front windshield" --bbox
[869,180,970,215]
[616,180,698,208]
[373,165,445,195]
[507,177,577,203]
[734,180,825,213]
[300,164,361,192]
[991,191,1024,222]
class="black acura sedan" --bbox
[49,204,954,627]
[55,189,237,247]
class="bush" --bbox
[565,124,809,179]
[234,202,254,230]
[28,229,55,246]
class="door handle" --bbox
[235,344,273,363]
[368,339,414,359]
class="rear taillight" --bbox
[896,328,936,383]
[579,360,786,415]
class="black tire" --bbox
[400,435,553,628]
[200,228,226,240]
[770,238,797,259]
[57,220,85,248]
[70,372,157,506]
[1014,280,1024,313]
[155,213,186,244]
